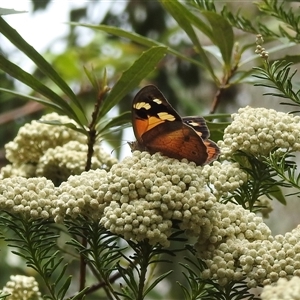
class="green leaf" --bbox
[38,120,87,136]
[202,11,234,67]
[57,273,72,299]
[0,8,27,15]
[71,23,206,69]
[173,2,214,40]
[71,287,90,300]
[144,270,173,296]
[160,0,218,83]
[0,54,84,127]
[0,16,87,125]
[269,185,286,205]
[96,111,131,137]
[0,87,64,112]
[98,46,167,120]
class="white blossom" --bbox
[218,106,300,159]
[1,275,41,300]
[261,277,300,300]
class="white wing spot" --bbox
[134,102,151,110]
[153,98,163,104]
[157,112,176,121]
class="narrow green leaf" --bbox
[83,65,101,91]
[174,2,214,40]
[269,185,286,205]
[160,0,218,83]
[96,111,131,137]
[0,54,84,126]
[71,287,90,300]
[98,46,167,120]
[202,11,234,67]
[0,8,27,15]
[144,270,173,296]
[71,23,206,69]
[57,273,72,298]
[38,120,87,136]
[0,54,68,110]
[0,16,87,124]
[0,87,64,112]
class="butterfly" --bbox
[131,85,220,166]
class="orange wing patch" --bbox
[131,85,220,166]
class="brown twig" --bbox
[0,102,43,125]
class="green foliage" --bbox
[0,213,70,300]
[226,151,288,211]
[266,151,300,197]
[0,16,87,128]
[2,0,300,299]
[254,60,300,112]
[257,0,300,42]
[65,216,123,299]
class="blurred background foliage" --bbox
[1,1,300,298]
[0,0,263,167]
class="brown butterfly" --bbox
[131,85,220,165]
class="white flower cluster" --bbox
[261,277,300,300]
[36,140,117,185]
[53,169,109,223]
[100,151,219,247]
[1,113,117,183]
[218,106,300,159]
[1,147,300,288]
[0,176,56,219]
[196,202,300,287]
[5,113,86,165]
[0,150,248,247]
[202,161,247,198]
[1,275,41,300]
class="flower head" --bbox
[218,106,300,159]
[202,161,247,198]
[100,151,218,247]
[196,201,300,287]
[0,177,56,219]
[1,113,117,182]
[5,113,86,165]
[1,275,41,300]
[36,141,117,185]
[53,169,109,223]
[261,277,300,300]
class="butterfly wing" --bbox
[183,116,220,164]
[203,140,220,164]
[182,116,210,140]
[131,85,219,165]
[141,120,209,165]
[132,85,182,145]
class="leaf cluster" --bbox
[257,0,300,42]
[225,151,287,211]
[115,231,186,300]
[0,213,71,300]
[254,60,300,112]
[265,150,300,197]
[64,216,122,299]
